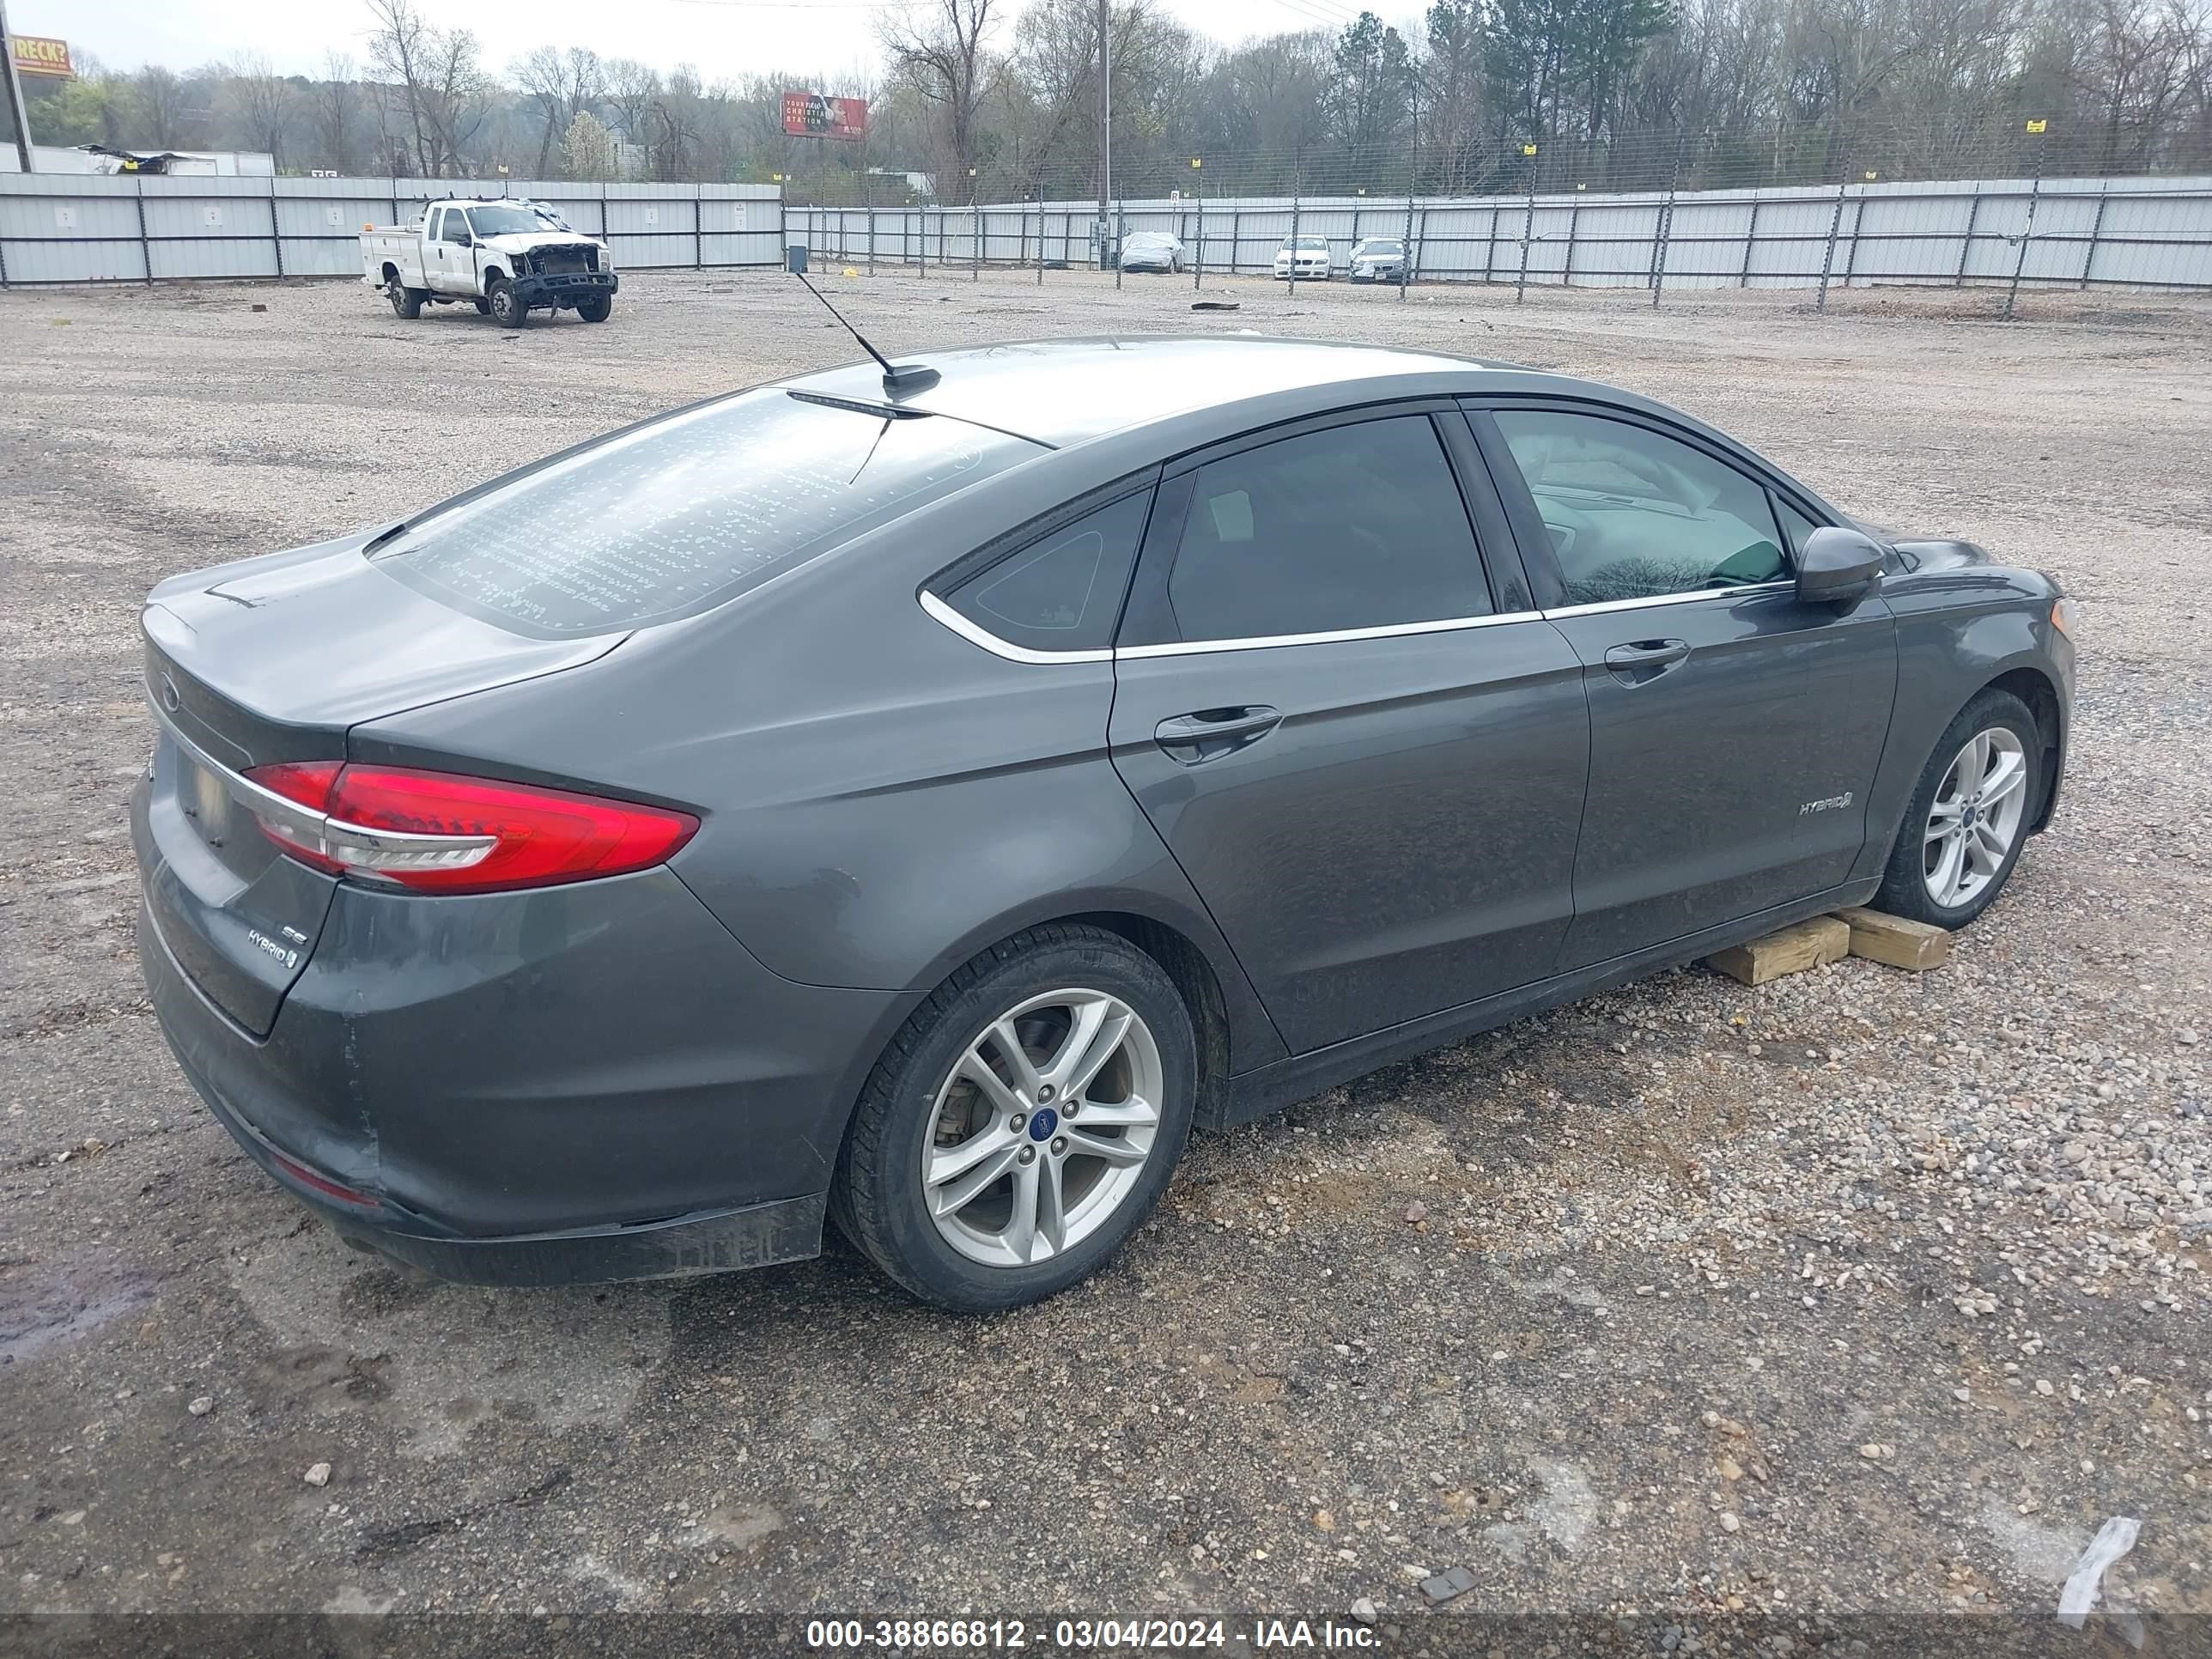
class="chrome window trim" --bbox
[1539,580,1794,620]
[919,588,1112,665]
[919,576,1797,665]
[1115,609,1538,659]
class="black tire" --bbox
[1874,687,2041,929]
[576,295,612,323]
[473,296,492,315]
[386,276,422,319]
[832,923,1197,1312]
[487,277,528,327]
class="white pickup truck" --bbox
[362,198,617,327]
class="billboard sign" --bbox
[11,34,74,77]
[781,92,867,140]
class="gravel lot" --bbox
[1,267,2208,1644]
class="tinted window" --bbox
[943,492,1150,653]
[1775,495,1825,556]
[436,210,470,245]
[1165,416,1491,642]
[1492,410,1788,605]
[377,391,1040,637]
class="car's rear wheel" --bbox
[386,276,422,319]
[1875,688,2039,929]
[833,924,1195,1311]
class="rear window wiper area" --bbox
[787,390,936,420]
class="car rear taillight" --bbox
[243,763,698,895]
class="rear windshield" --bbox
[374,389,1040,637]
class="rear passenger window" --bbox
[943,492,1150,653]
[1165,416,1491,642]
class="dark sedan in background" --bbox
[131,337,2072,1310]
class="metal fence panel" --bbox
[790,174,2212,295]
[0,173,785,286]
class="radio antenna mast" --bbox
[791,270,938,395]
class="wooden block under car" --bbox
[1704,916,1850,986]
[1833,906,1953,972]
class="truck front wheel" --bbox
[487,277,528,327]
[577,295,612,323]
[386,277,424,319]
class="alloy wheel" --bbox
[921,988,1164,1268]
[1923,725,2029,908]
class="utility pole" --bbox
[0,0,35,173]
[1097,0,1111,271]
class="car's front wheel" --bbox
[1875,687,2040,929]
[487,277,528,327]
[833,924,1195,1311]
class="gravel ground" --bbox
[1,268,2208,1645]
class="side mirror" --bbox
[453,230,474,247]
[1796,526,1886,609]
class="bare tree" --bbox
[314,52,360,172]
[227,52,296,166]
[514,46,604,175]
[879,0,1005,185]
[604,57,663,154]
[364,0,438,173]
[421,27,496,173]
[131,66,191,150]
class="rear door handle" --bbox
[1154,706,1282,765]
[1602,638,1692,684]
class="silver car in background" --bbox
[1350,237,1408,283]
[1273,235,1333,280]
[1118,231,1186,274]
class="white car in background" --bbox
[1273,235,1334,280]
[1117,231,1186,273]
[1349,236,1409,283]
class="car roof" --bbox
[780,335,1548,447]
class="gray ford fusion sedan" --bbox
[131,335,2073,1310]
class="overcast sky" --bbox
[23,0,1387,82]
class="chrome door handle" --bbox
[1602,639,1691,684]
[1154,706,1282,765]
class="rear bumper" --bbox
[135,788,914,1282]
[513,271,617,307]
[164,1011,826,1285]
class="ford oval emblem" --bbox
[160,672,181,713]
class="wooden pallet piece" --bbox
[1705,915,1850,986]
[1833,906,1953,972]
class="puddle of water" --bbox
[0,1258,157,1366]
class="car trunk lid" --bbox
[137,534,622,1035]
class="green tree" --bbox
[560,108,619,180]
[1327,12,1418,155]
